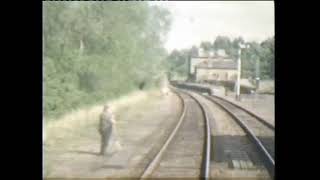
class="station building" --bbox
[189,49,238,83]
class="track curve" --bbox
[203,94,274,178]
[140,87,211,179]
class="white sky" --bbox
[149,1,274,52]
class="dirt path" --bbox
[44,90,182,178]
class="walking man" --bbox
[98,104,116,155]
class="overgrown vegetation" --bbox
[43,2,171,119]
[167,36,275,80]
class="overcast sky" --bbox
[149,1,274,52]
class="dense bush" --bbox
[43,2,172,119]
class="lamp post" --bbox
[235,43,250,101]
[255,56,260,90]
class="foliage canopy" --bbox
[43,2,172,119]
[167,36,275,80]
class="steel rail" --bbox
[202,94,274,178]
[181,89,211,180]
[210,94,274,130]
[140,87,187,179]
[140,87,212,179]
[172,81,274,130]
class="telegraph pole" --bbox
[236,48,242,101]
[255,56,260,90]
[235,43,249,101]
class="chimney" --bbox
[199,48,204,57]
[209,51,214,58]
[217,49,226,57]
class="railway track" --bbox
[140,87,211,179]
[140,84,274,179]
[200,93,275,178]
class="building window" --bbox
[211,73,217,79]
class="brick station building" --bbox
[189,49,238,83]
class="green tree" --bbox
[213,36,232,54]
[200,41,212,54]
[260,36,274,79]
[229,36,245,58]
[43,1,172,119]
[190,46,199,57]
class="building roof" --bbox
[196,59,237,70]
[198,49,228,58]
[191,55,232,59]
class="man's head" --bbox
[103,104,110,112]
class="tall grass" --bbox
[44,89,161,146]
